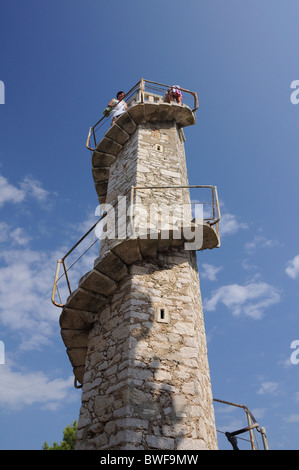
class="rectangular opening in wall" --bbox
[156,306,169,323]
[155,144,163,153]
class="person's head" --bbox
[117,91,125,100]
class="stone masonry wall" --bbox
[99,122,193,254]
[75,114,218,450]
[75,249,218,450]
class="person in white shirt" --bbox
[109,91,127,125]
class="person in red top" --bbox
[165,85,182,104]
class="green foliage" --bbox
[42,421,77,450]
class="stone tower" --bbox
[58,80,220,450]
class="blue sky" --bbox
[0,0,299,450]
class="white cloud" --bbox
[0,247,61,349]
[219,212,248,236]
[201,263,222,281]
[0,362,75,410]
[245,234,279,254]
[204,281,281,319]
[0,223,31,246]
[20,176,50,203]
[285,414,299,423]
[285,255,299,279]
[0,173,52,209]
[0,214,98,350]
[257,381,279,395]
[251,408,266,420]
[0,174,25,207]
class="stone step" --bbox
[59,307,96,330]
[67,347,87,368]
[96,136,122,156]
[78,269,118,296]
[92,167,110,184]
[93,250,128,282]
[66,287,108,313]
[104,123,130,146]
[92,152,116,168]
[115,111,137,135]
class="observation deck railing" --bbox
[86,78,199,152]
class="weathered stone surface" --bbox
[59,308,95,330]
[66,287,107,313]
[79,269,118,296]
[96,136,122,156]
[105,123,130,146]
[61,95,219,451]
[67,347,87,367]
[73,366,85,385]
[111,238,142,265]
[94,250,128,281]
[137,232,158,258]
[116,112,137,135]
[95,181,108,197]
[92,152,116,168]
[92,167,110,183]
[127,103,146,125]
[61,328,89,348]
[75,250,218,451]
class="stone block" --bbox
[95,181,108,197]
[67,347,87,367]
[105,124,130,146]
[94,250,128,281]
[79,269,118,296]
[146,435,174,450]
[61,328,89,348]
[94,395,114,417]
[92,167,110,183]
[73,366,85,385]
[176,438,206,450]
[66,287,108,313]
[137,237,158,258]
[112,238,142,265]
[59,308,95,330]
[116,112,137,135]
[144,102,160,123]
[152,102,174,122]
[171,103,195,128]
[96,136,122,156]
[92,152,116,168]
[127,103,146,125]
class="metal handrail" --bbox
[52,184,219,308]
[213,398,269,450]
[130,184,221,240]
[86,78,199,152]
[51,215,105,308]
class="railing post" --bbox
[62,259,72,295]
[140,78,145,104]
[51,259,64,307]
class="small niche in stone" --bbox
[156,306,169,323]
[155,144,163,153]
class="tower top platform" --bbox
[86,79,199,154]
[87,79,199,204]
